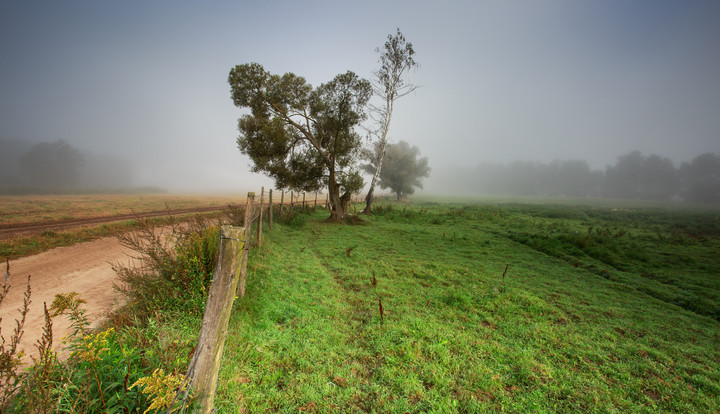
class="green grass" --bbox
[212,202,720,412]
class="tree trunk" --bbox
[363,184,375,214]
[328,168,351,221]
[362,141,387,214]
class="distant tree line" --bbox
[433,151,720,204]
[0,139,136,194]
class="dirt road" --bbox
[1,235,134,362]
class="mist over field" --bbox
[1,1,719,197]
[425,152,720,204]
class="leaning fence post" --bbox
[180,223,247,413]
[268,189,273,230]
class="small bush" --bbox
[114,216,220,317]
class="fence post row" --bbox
[178,188,357,411]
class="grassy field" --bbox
[208,200,719,412]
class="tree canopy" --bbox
[228,63,372,220]
[362,140,430,201]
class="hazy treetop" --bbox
[1,0,718,192]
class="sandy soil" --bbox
[1,235,135,362]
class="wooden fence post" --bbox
[290,191,294,215]
[268,189,273,230]
[237,193,254,298]
[302,192,306,210]
[279,190,284,220]
[314,192,318,208]
[181,223,247,413]
[257,187,264,246]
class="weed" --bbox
[2,287,152,412]
[131,368,187,413]
[0,275,31,408]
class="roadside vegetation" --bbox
[1,214,225,412]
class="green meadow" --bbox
[208,200,720,412]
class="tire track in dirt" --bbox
[0,205,226,239]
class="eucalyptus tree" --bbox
[362,140,430,201]
[228,63,372,221]
[362,28,419,213]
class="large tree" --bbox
[680,152,720,203]
[604,151,681,201]
[603,150,645,199]
[362,140,430,201]
[638,154,678,200]
[228,63,372,221]
[19,139,84,189]
[362,28,419,214]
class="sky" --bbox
[1,0,719,192]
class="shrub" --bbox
[114,216,220,317]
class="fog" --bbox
[1,1,719,195]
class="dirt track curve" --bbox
[1,235,135,363]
